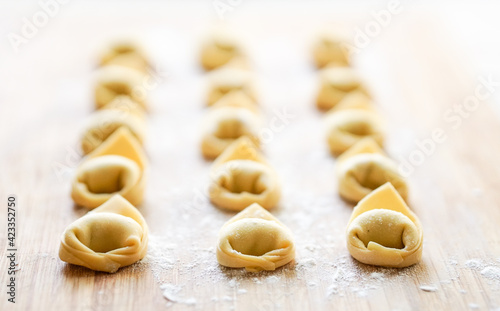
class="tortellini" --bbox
[312,30,351,68]
[94,65,147,110]
[101,95,146,119]
[216,203,295,272]
[80,107,146,155]
[59,195,148,273]
[325,109,384,156]
[346,183,423,268]
[330,91,373,112]
[72,127,147,209]
[200,106,261,159]
[209,137,280,211]
[316,67,369,111]
[206,67,257,107]
[211,90,258,113]
[337,153,408,203]
[99,39,150,74]
[200,30,243,71]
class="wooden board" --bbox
[1,2,500,310]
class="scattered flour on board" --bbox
[480,266,500,281]
[465,259,483,270]
[160,283,197,306]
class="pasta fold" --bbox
[59,195,148,273]
[346,183,423,268]
[201,106,261,159]
[216,203,295,272]
[72,128,147,209]
[316,67,369,111]
[206,67,257,107]
[209,138,279,211]
[325,109,384,156]
[99,40,150,73]
[94,65,146,110]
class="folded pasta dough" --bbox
[99,40,150,73]
[312,30,351,68]
[216,203,295,272]
[201,106,261,159]
[209,160,280,211]
[72,128,147,209]
[336,153,408,203]
[80,107,145,155]
[330,91,373,112]
[211,90,258,113]
[94,65,146,110]
[101,96,146,119]
[59,195,148,273]
[211,136,267,170]
[206,67,257,107]
[200,30,243,71]
[346,183,423,268]
[336,137,386,164]
[316,67,369,111]
[325,109,384,156]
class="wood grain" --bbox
[0,2,499,311]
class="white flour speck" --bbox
[480,266,500,281]
[419,285,438,292]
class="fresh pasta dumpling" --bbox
[346,183,423,268]
[217,203,295,272]
[72,128,147,209]
[316,67,369,111]
[101,95,146,119]
[94,65,146,110]
[80,107,145,155]
[201,106,261,159]
[206,67,257,107]
[325,109,384,156]
[330,91,373,112]
[312,30,351,68]
[99,39,150,73]
[211,136,267,170]
[200,30,243,71]
[209,138,279,211]
[211,90,258,113]
[336,153,408,203]
[59,195,148,273]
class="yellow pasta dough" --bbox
[325,109,384,156]
[211,90,258,113]
[72,128,147,209]
[209,138,279,211]
[101,95,146,119]
[312,30,351,68]
[212,136,267,170]
[216,203,295,272]
[201,106,261,159]
[336,137,385,164]
[94,65,146,110]
[316,67,369,111]
[80,107,145,155]
[99,40,150,73]
[206,67,257,107]
[346,183,423,268]
[200,30,243,71]
[330,91,373,112]
[209,160,280,211]
[59,195,148,273]
[336,153,408,203]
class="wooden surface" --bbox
[1,2,500,310]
